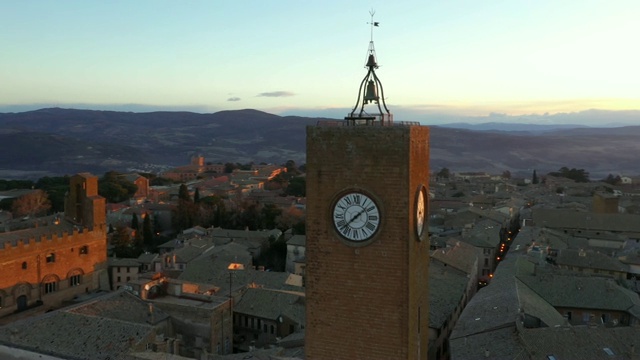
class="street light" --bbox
[227,263,244,354]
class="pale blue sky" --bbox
[1,1,638,123]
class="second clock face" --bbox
[332,192,380,242]
[416,186,426,239]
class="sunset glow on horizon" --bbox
[1,1,638,123]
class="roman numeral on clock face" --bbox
[332,192,380,242]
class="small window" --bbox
[21,262,27,270]
[126,276,130,281]
[270,325,275,334]
[79,245,88,255]
[117,276,121,282]
[127,267,130,273]
[46,253,55,263]
[70,274,81,287]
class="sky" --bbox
[1,1,639,124]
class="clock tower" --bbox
[305,12,430,360]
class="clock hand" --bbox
[347,208,366,226]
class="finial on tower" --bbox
[345,10,393,126]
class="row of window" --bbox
[19,247,91,269]
[44,275,83,294]
[238,315,277,335]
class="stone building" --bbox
[0,173,108,319]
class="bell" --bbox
[366,54,377,68]
[364,80,378,103]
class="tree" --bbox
[35,176,69,212]
[284,160,300,176]
[276,207,305,232]
[11,190,51,218]
[502,170,511,179]
[142,213,153,247]
[131,213,139,231]
[285,177,306,197]
[261,204,282,230]
[99,171,138,203]
[549,167,589,183]
[200,195,226,227]
[437,167,450,179]
[224,163,237,173]
[532,170,539,184]
[173,200,197,231]
[193,188,200,203]
[178,184,191,202]
[602,174,622,186]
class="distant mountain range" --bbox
[1,108,639,180]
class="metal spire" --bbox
[345,9,393,126]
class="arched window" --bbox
[42,275,59,294]
[21,261,27,270]
[68,269,84,287]
[46,253,56,263]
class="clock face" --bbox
[332,192,381,242]
[415,186,427,239]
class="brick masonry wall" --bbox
[305,125,430,359]
[0,227,108,316]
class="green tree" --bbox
[437,167,451,179]
[143,213,153,247]
[254,235,288,271]
[99,171,138,203]
[193,188,200,203]
[131,213,139,231]
[550,167,589,183]
[285,176,306,197]
[224,163,237,173]
[0,179,34,191]
[276,207,305,232]
[112,225,143,257]
[173,200,197,231]
[284,160,301,176]
[502,170,511,179]
[35,176,69,213]
[261,204,282,230]
[200,195,226,227]
[178,184,191,202]
[602,174,622,185]
[532,170,539,184]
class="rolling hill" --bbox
[1,108,639,180]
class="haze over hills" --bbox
[1,108,640,180]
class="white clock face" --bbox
[332,192,380,242]
[416,187,426,238]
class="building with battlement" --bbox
[0,173,109,319]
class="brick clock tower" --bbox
[306,13,430,360]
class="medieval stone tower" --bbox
[65,172,106,231]
[305,13,430,359]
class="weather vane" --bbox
[344,9,392,126]
[367,9,379,43]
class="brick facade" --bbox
[0,173,108,318]
[305,125,430,359]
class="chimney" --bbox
[148,303,155,323]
